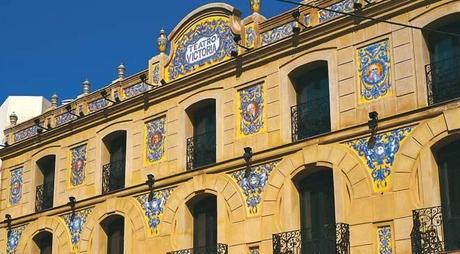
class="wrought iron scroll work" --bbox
[166,243,228,254]
[425,56,460,105]
[186,131,216,171]
[411,206,444,254]
[291,102,331,142]
[272,223,350,254]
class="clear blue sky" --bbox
[0,0,291,104]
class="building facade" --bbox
[0,0,459,253]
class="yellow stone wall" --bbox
[1,0,460,253]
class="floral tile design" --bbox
[239,83,265,136]
[56,111,77,126]
[153,64,160,84]
[70,144,87,186]
[14,125,39,142]
[231,162,277,215]
[346,127,412,192]
[378,226,393,254]
[246,24,255,48]
[9,167,23,205]
[319,0,355,23]
[261,22,295,46]
[136,188,173,235]
[124,83,150,98]
[358,40,391,103]
[168,18,236,81]
[88,98,108,112]
[146,117,166,164]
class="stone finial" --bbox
[51,94,59,108]
[83,79,91,95]
[157,28,168,54]
[9,112,18,126]
[250,0,260,13]
[117,63,126,80]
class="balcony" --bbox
[167,243,228,254]
[291,102,331,142]
[35,184,53,212]
[102,160,125,194]
[411,206,445,254]
[425,56,460,105]
[272,223,350,254]
[186,131,216,171]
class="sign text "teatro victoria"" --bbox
[186,34,220,64]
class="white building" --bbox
[0,96,51,144]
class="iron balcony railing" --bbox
[291,102,331,142]
[186,131,216,171]
[167,243,228,254]
[102,160,126,194]
[411,206,444,254]
[273,223,350,254]
[425,56,460,105]
[35,184,53,212]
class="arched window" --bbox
[186,99,216,170]
[102,131,126,193]
[188,194,217,251]
[297,168,336,253]
[33,231,53,254]
[100,215,125,254]
[289,61,331,141]
[35,155,55,212]
[424,14,460,104]
[436,140,460,251]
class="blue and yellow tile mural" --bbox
[346,127,412,193]
[70,144,87,187]
[9,168,23,206]
[237,83,266,137]
[261,22,295,46]
[245,23,256,49]
[145,117,166,165]
[230,162,277,216]
[62,208,92,252]
[153,63,160,84]
[136,188,173,236]
[14,125,39,142]
[357,40,392,103]
[378,225,393,254]
[6,225,25,254]
[318,0,355,23]
[166,17,236,81]
[88,98,108,112]
[124,83,150,98]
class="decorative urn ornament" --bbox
[157,29,168,53]
[250,0,260,13]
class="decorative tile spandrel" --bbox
[70,144,87,186]
[62,208,92,252]
[136,188,173,236]
[9,167,23,206]
[6,225,26,254]
[230,162,277,216]
[145,117,166,164]
[357,40,392,103]
[166,18,236,81]
[237,83,265,137]
[346,127,412,193]
[378,225,393,254]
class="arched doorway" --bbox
[296,168,336,253]
[436,140,460,251]
[32,231,53,254]
[187,193,218,252]
[100,215,125,254]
